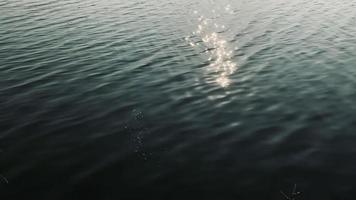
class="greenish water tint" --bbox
[2,0,356,199]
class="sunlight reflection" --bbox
[186,10,237,88]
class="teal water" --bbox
[2,0,356,199]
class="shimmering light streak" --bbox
[186,11,237,87]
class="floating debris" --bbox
[280,184,302,200]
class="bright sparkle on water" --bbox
[186,9,237,88]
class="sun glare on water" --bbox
[186,6,237,88]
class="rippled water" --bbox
[2,0,356,199]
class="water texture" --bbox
[1,0,356,199]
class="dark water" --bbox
[2,0,356,199]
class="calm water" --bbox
[2,0,356,199]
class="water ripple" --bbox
[2,0,356,199]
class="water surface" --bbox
[2,0,356,199]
